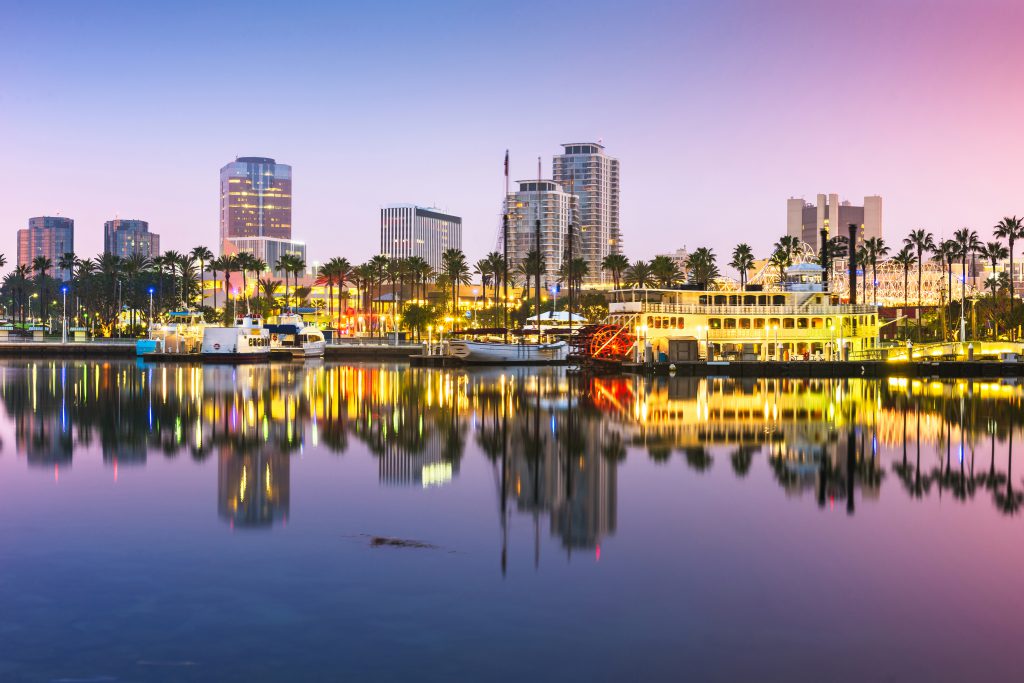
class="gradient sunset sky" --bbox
[3,0,1023,267]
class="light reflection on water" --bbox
[0,360,1022,681]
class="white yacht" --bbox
[445,339,568,364]
[138,310,209,355]
[267,312,326,359]
[201,315,271,362]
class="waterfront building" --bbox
[787,194,882,251]
[17,216,75,280]
[380,205,462,272]
[607,263,880,360]
[226,236,307,278]
[219,156,292,254]
[501,180,577,292]
[103,219,160,259]
[552,142,621,286]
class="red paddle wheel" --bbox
[569,324,635,370]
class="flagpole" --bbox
[503,150,510,344]
[536,156,542,346]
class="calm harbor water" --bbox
[1,360,1022,682]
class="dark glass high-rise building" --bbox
[104,218,160,259]
[17,216,75,280]
[219,156,292,254]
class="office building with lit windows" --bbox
[219,156,292,254]
[787,194,883,251]
[380,205,462,272]
[104,219,160,259]
[552,142,621,285]
[17,216,75,280]
[501,180,577,291]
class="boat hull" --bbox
[446,340,567,365]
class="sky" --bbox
[2,0,1024,270]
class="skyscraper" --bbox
[552,142,621,285]
[17,216,74,279]
[502,180,577,291]
[380,205,462,272]
[219,156,292,254]
[104,219,160,259]
[787,194,883,251]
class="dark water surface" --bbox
[0,360,1022,682]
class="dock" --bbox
[0,340,136,357]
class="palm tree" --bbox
[979,241,1009,306]
[624,260,653,288]
[650,254,681,288]
[474,257,493,308]
[353,263,376,322]
[892,246,917,340]
[953,227,980,305]
[234,251,257,312]
[862,237,889,305]
[31,255,53,324]
[686,248,720,289]
[190,246,213,307]
[220,254,238,321]
[993,216,1024,320]
[57,252,76,282]
[904,229,935,341]
[208,255,227,312]
[440,248,471,319]
[602,253,630,291]
[729,243,755,291]
[483,251,505,307]
[768,249,788,288]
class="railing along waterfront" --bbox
[611,303,877,316]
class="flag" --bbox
[504,150,508,177]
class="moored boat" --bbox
[201,315,271,362]
[446,339,567,365]
[266,312,326,359]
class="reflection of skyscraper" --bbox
[218,448,291,528]
[551,447,617,550]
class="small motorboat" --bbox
[445,339,567,365]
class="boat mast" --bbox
[503,150,510,344]
[536,156,542,346]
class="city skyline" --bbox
[3,1,1024,266]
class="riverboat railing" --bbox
[610,302,877,316]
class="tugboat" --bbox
[266,311,326,359]
[200,315,271,362]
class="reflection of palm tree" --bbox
[600,432,626,463]
[682,446,713,472]
[729,445,756,477]
[994,427,1023,515]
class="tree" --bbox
[953,227,980,305]
[602,253,630,291]
[624,260,653,288]
[208,255,228,312]
[768,249,789,288]
[32,255,53,324]
[190,246,214,307]
[729,243,755,291]
[57,252,76,282]
[483,251,505,307]
[220,254,238,322]
[891,246,917,340]
[862,237,889,305]
[993,216,1024,321]
[686,248,719,289]
[650,254,681,288]
[474,257,493,310]
[234,251,256,313]
[979,241,1009,306]
[440,248,471,320]
[904,229,935,341]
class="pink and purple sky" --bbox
[2,0,1023,268]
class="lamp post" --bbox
[696,325,705,360]
[60,285,68,344]
[772,324,780,361]
[148,287,155,339]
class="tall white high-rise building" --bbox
[501,180,577,291]
[380,205,462,272]
[552,142,620,285]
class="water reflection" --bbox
[1,362,1023,534]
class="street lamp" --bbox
[60,285,68,343]
[148,287,155,339]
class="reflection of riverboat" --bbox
[446,340,567,364]
[267,312,326,359]
[201,315,271,362]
